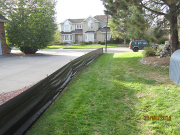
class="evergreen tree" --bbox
[102,0,180,54]
[0,0,57,54]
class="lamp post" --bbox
[105,15,108,53]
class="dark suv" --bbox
[129,40,150,52]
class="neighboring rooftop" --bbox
[68,19,85,23]
[97,27,110,33]
[94,15,111,22]
[0,14,8,22]
[61,15,111,24]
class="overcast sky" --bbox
[55,0,105,24]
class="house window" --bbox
[108,34,111,40]
[65,35,69,40]
[70,35,72,40]
[61,25,64,31]
[88,20,93,28]
[76,24,82,29]
[105,34,111,40]
[85,33,94,41]
[65,25,69,31]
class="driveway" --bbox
[0,48,136,94]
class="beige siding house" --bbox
[60,15,111,43]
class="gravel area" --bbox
[0,85,33,106]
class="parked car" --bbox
[129,40,150,52]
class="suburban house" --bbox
[60,15,111,43]
[0,14,8,55]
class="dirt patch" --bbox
[140,56,170,67]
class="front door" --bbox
[78,35,82,41]
[0,39,2,55]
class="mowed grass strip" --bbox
[26,52,180,135]
[45,45,66,49]
[64,44,119,49]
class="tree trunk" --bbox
[169,5,179,55]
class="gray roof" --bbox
[97,27,110,33]
[61,15,111,24]
[0,14,8,22]
[85,31,95,33]
[93,15,111,22]
[68,19,84,23]
[60,31,72,34]
[72,29,83,34]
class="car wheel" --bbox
[133,48,139,52]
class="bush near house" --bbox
[79,41,85,45]
[98,41,101,44]
[88,41,92,44]
[93,41,96,44]
[101,42,105,45]
[143,47,156,57]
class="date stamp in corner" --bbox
[144,116,171,121]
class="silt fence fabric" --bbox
[0,48,103,135]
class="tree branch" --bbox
[150,0,165,5]
[140,1,166,16]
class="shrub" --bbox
[107,40,111,43]
[85,42,89,45]
[79,41,85,45]
[101,42,105,45]
[63,42,68,45]
[54,41,61,44]
[20,46,38,54]
[143,47,156,57]
[88,41,92,44]
[92,41,96,44]
[98,41,101,44]
[158,37,169,44]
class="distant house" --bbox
[60,15,111,43]
[0,14,8,55]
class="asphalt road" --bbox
[0,48,136,94]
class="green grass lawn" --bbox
[64,44,119,49]
[26,52,180,135]
[45,45,66,49]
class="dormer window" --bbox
[76,24,83,29]
[88,20,93,28]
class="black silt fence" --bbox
[0,48,103,135]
